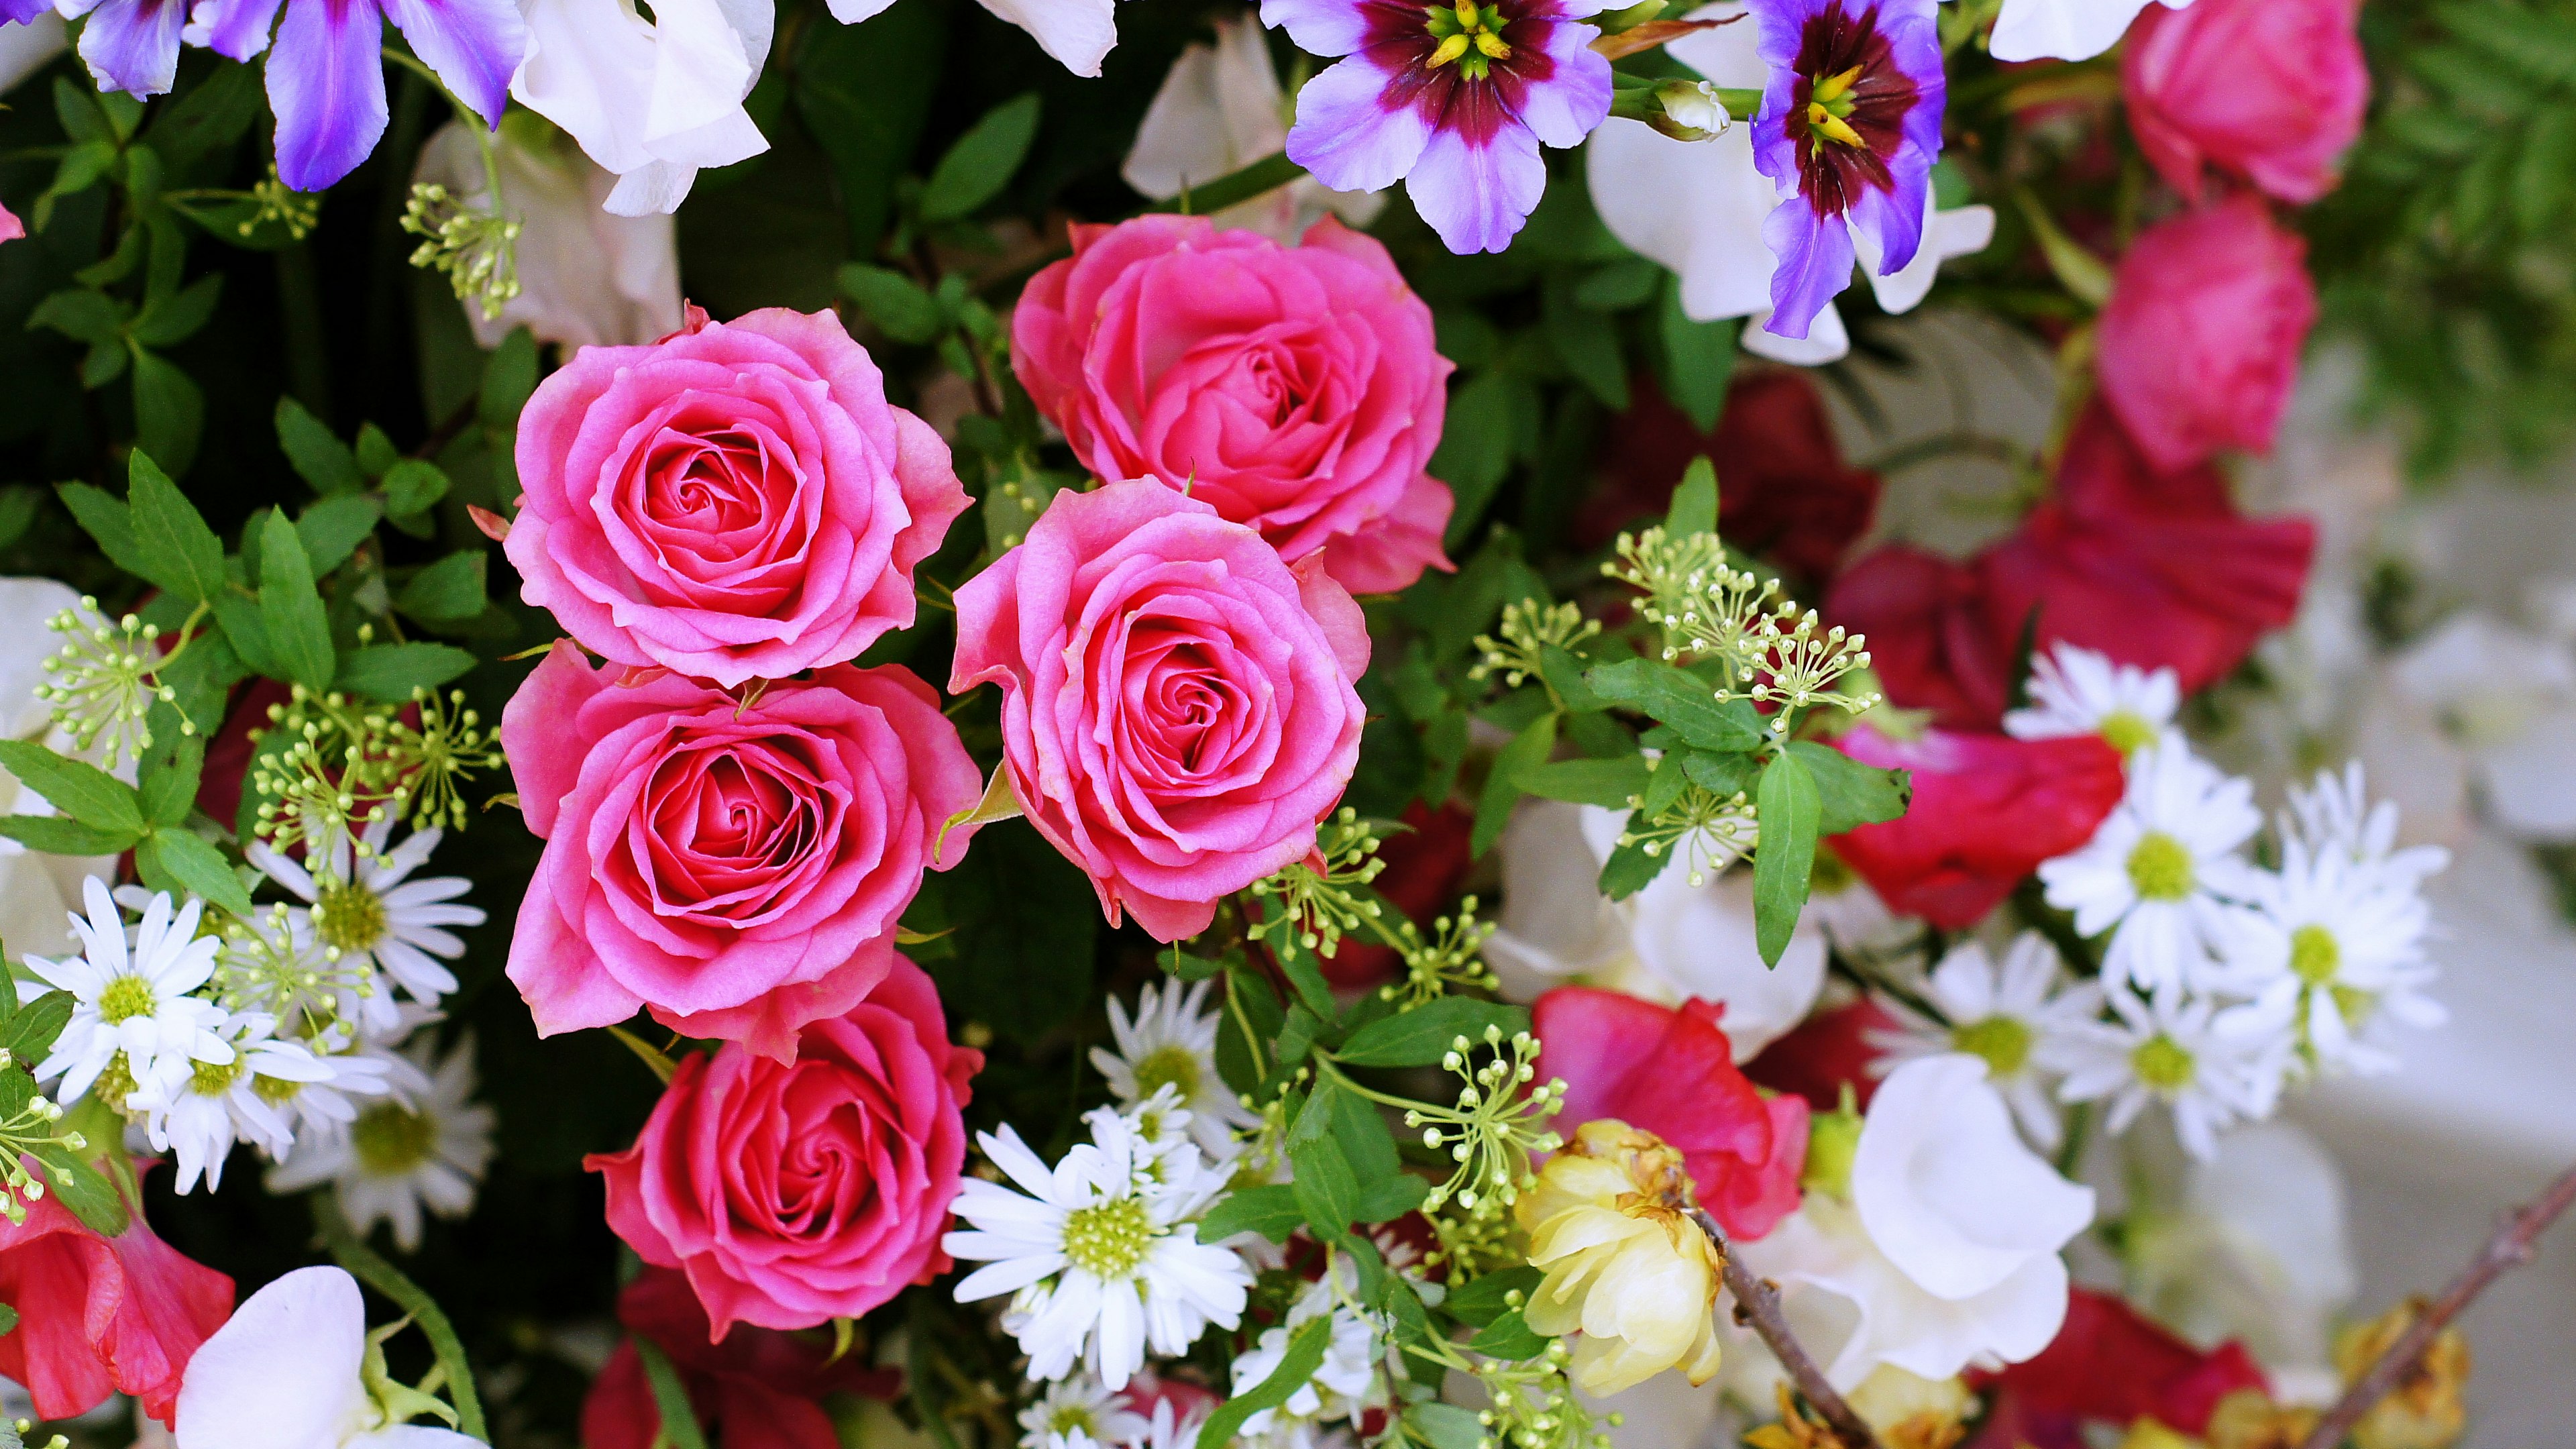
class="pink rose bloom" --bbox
[949,480,1371,941]
[506,307,969,687]
[2123,0,2367,207]
[2095,198,2316,472]
[589,958,980,1337]
[1010,214,1456,594]
[502,646,983,1059]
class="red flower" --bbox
[1823,545,2015,729]
[1742,996,1898,1113]
[1315,802,1473,988]
[1532,988,1807,1240]
[1980,404,2314,697]
[1827,725,2125,929]
[1585,374,1882,580]
[0,1175,234,1424]
[582,1267,901,1449]
[1967,1288,2268,1448]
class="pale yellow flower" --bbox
[1847,1366,1973,1449]
[2335,1302,2469,1449]
[1513,1120,1725,1395]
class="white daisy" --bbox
[22,879,232,1105]
[1091,979,1257,1163]
[2281,763,2449,888]
[2055,986,2287,1161]
[2002,643,2181,757]
[248,818,483,1008]
[1869,934,2103,1148]
[1232,1261,1389,1449]
[1018,1375,1148,1449]
[945,1093,1253,1389]
[2211,851,2443,1078]
[127,1011,339,1193]
[258,1030,413,1148]
[2037,740,2261,996]
[266,1031,495,1250]
[1130,1398,1208,1449]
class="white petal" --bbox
[175,1265,368,1449]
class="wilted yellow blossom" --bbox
[1743,1384,1848,1449]
[2336,1301,2469,1449]
[1847,1366,1973,1449]
[2202,1389,2319,1449]
[2117,1420,2203,1449]
[1513,1120,1725,1395]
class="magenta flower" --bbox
[1263,0,1613,254]
[1747,0,1946,339]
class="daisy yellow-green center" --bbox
[2131,1033,2196,1092]
[1130,1044,1200,1104]
[314,879,389,955]
[1061,1197,1154,1279]
[97,973,158,1024]
[2126,830,2196,902]
[191,1057,244,1097]
[2290,924,2341,985]
[2098,710,2159,755]
[1952,1014,2033,1077]
[352,1100,437,1175]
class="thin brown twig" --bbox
[1693,1208,1880,1449]
[2294,1157,2576,1449]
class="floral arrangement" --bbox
[0,1,2567,1448]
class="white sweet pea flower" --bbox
[413,118,683,348]
[0,578,121,961]
[2387,610,2576,842]
[1122,10,1381,241]
[1742,1055,2095,1389]
[1486,798,1826,1061]
[1585,4,1994,366]
[173,1265,480,1449]
[1982,0,2196,63]
[508,0,775,217]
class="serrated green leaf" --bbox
[334,643,477,702]
[1474,710,1557,857]
[1584,659,1765,751]
[380,459,450,519]
[0,741,144,837]
[135,828,254,918]
[1788,740,1908,835]
[1291,1135,1358,1242]
[1354,1172,1430,1222]
[1752,749,1820,967]
[275,396,367,494]
[1335,998,1530,1067]
[920,93,1041,222]
[1667,456,1719,536]
[1468,1308,1552,1360]
[0,814,142,855]
[839,263,945,343]
[1406,1403,1487,1449]
[139,732,205,827]
[130,274,223,349]
[1597,808,1671,899]
[124,449,226,605]
[297,494,382,577]
[1444,1265,1542,1327]
[1199,1184,1306,1242]
[258,510,336,689]
[1,994,74,1065]
[1680,747,1759,799]
[394,552,489,622]
[30,1144,128,1238]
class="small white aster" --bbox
[2037,739,2261,996]
[266,1030,495,1250]
[2282,762,2449,888]
[2211,847,2443,1078]
[2003,642,2181,757]
[127,1010,339,1193]
[1231,1260,1389,1449]
[2056,986,2288,1161]
[22,879,232,1105]
[1091,979,1258,1163]
[248,817,483,1009]
[944,1091,1253,1389]
[1018,1374,1148,1449]
[1130,1398,1208,1449]
[1869,933,2103,1148]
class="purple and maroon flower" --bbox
[1263,0,1615,254]
[1747,0,1945,339]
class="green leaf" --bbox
[1444,1265,1542,1328]
[1543,279,1630,411]
[1680,747,1760,799]
[0,815,142,855]
[1200,1184,1306,1243]
[1405,1403,1488,1449]
[0,741,144,837]
[334,643,478,702]
[123,449,226,605]
[1596,810,1670,900]
[794,2,945,254]
[1216,962,1283,1096]
[275,397,367,495]
[1267,928,1338,1020]
[1468,1309,1552,1361]
[1666,456,1719,537]
[1289,1135,1359,1239]
[139,732,205,827]
[1584,659,1764,751]
[30,1144,128,1238]
[920,93,1042,223]
[480,327,541,433]
[914,820,1099,1041]
[1,993,74,1065]
[1536,644,1607,712]
[839,264,945,343]
[1474,710,1557,857]
[1327,1073,1402,1179]
[1354,1171,1430,1223]
[258,510,337,690]
[130,274,223,349]
[394,552,490,623]
[1336,998,1531,1067]
[355,424,399,478]
[380,459,451,519]
[1788,740,1909,835]
[29,287,127,345]
[130,350,206,478]
[135,828,254,918]
[0,1300,17,1340]
[631,1336,712,1449]
[1752,749,1821,967]
[1430,371,1525,551]
[1517,754,1651,808]
[1659,286,1738,433]
[297,494,383,577]
[1201,1318,1333,1449]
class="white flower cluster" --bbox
[18,815,494,1246]
[2008,644,2449,1159]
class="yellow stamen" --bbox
[1454,0,1479,26]
[1474,30,1511,57]
[1429,31,1472,65]
[1811,64,1862,103]
[1809,105,1864,147]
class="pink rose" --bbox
[2123,0,2367,207]
[502,645,983,1059]
[588,958,979,1337]
[506,307,969,687]
[948,480,1371,941]
[2096,198,2316,472]
[1010,214,1456,594]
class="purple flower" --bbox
[180,0,527,193]
[1747,0,1945,339]
[1264,0,1613,254]
[58,0,193,97]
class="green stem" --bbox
[632,1336,710,1449]
[313,1197,488,1442]
[1159,152,1306,218]
[2054,1099,2092,1179]
[1226,974,1272,1081]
